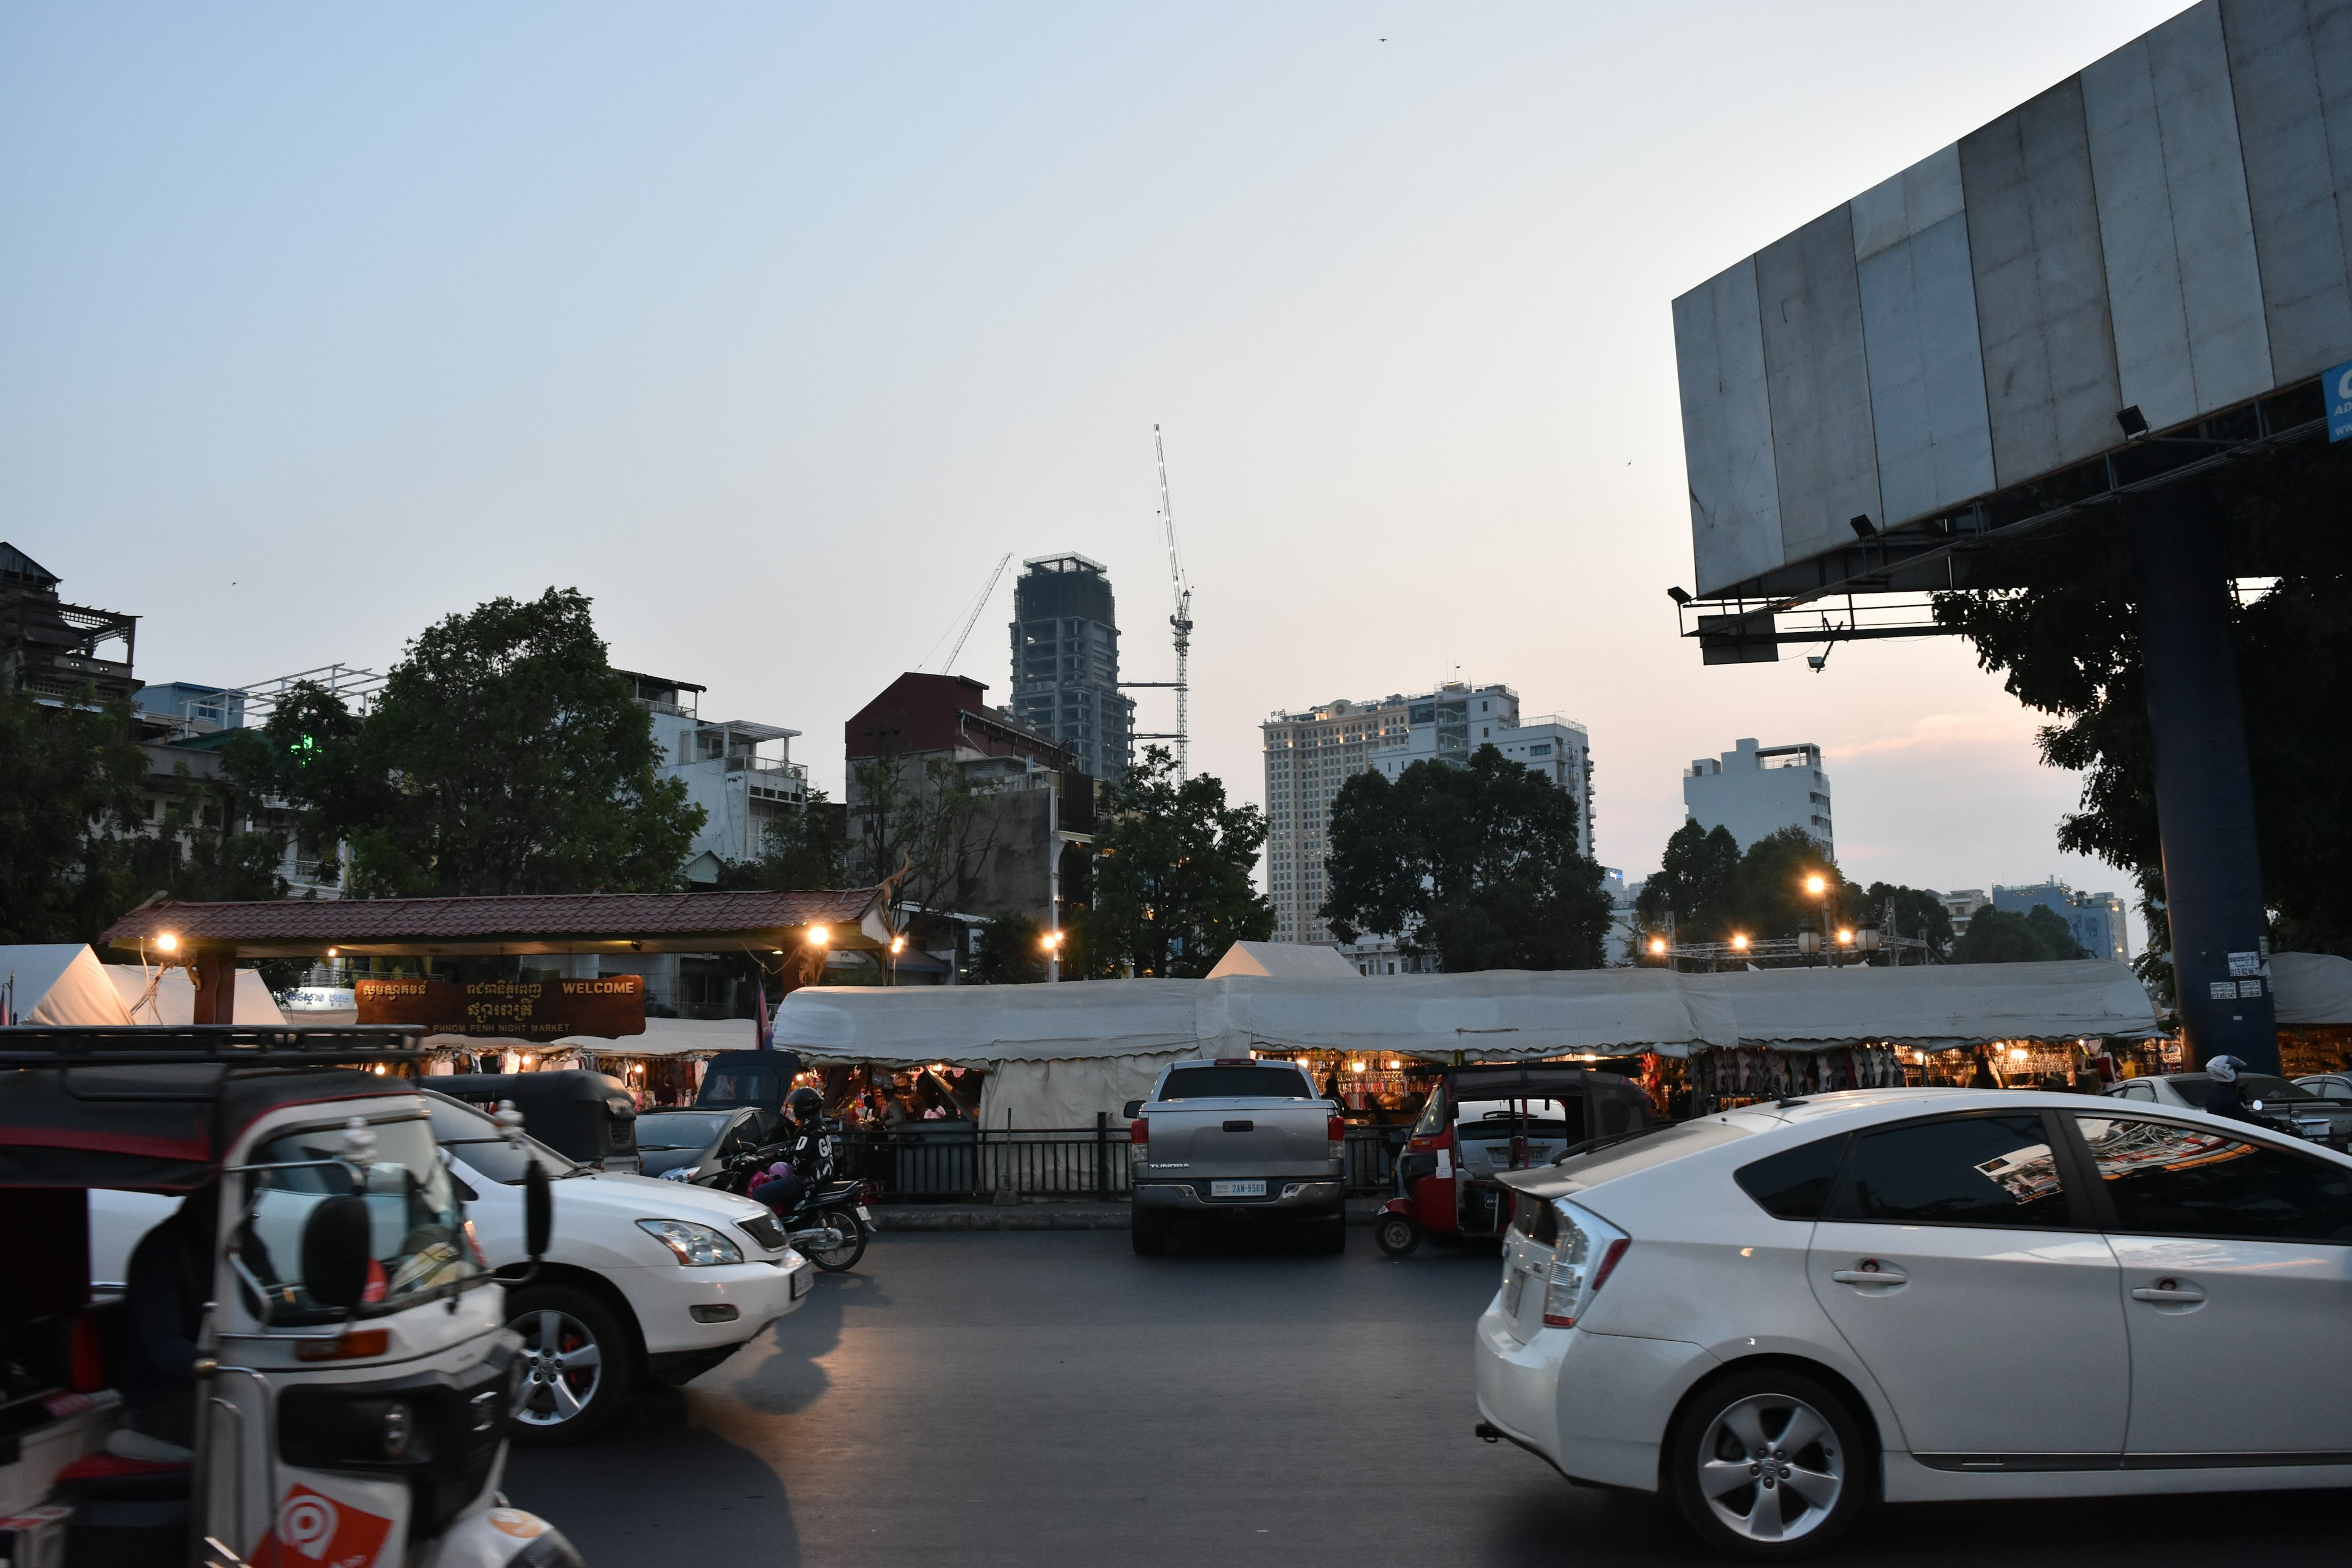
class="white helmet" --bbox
[2206,1055,2244,1083]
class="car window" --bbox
[2116,1082,2157,1102]
[1411,1087,1448,1138]
[1156,1066,1314,1100]
[2071,1114,2352,1243]
[1826,1114,2071,1228]
[426,1095,581,1185]
[635,1112,734,1149]
[1735,1134,1849,1221]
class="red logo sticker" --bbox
[255,1483,394,1568]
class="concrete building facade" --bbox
[1262,681,1592,946]
[620,671,809,878]
[1009,554,1135,785]
[1683,737,1833,854]
[1992,878,2130,963]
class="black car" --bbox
[635,1104,778,1180]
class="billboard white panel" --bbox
[1675,0,2352,598]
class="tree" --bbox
[848,756,1003,917]
[1321,744,1610,972]
[968,910,1046,985]
[1862,881,1954,959]
[1951,905,2087,965]
[715,791,850,891]
[1932,440,2352,959]
[1089,747,1274,978]
[1651,821,1744,940]
[228,589,703,897]
[0,686,148,943]
[1729,827,1845,943]
[124,772,289,907]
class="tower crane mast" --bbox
[938,551,1012,675]
[1154,424,1194,778]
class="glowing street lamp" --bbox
[806,925,830,948]
[1837,928,1855,945]
[1804,875,1826,897]
[1730,933,1749,951]
[1648,937,1667,956]
[155,932,179,954]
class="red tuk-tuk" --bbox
[1374,1063,1654,1258]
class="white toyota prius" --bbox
[1472,1087,2352,1558]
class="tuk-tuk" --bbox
[437,1071,641,1173]
[693,1050,802,1119]
[0,1026,577,1568]
[1374,1063,1654,1259]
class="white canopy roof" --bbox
[773,959,2159,1066]
[2273,952,2352,1027]
[103,963,287,1027]
[1,945,137,1026]
[1204,941,1362,980]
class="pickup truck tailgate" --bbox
[1148,1102,1330,1180]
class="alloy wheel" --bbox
[1693,1392,1845,1544]
[513,1308,605,1428]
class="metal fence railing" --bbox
[839,1121,1408,1203]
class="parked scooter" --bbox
[696,1123,872,1273]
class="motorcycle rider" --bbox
[749,1087,831,1219]
[2202,1055,2261,1123]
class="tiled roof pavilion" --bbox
[100,888,888,959]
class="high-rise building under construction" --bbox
[1009,554,1134,784]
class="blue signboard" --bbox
[2330,357,2352,442]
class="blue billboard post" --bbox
[2126,481,2278,1074]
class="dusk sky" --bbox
[2,3,2195,938]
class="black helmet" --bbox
[787,1087,824,1118]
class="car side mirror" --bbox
[524,1160,553,1261]
[301,1195,374,1311]
[1121,1100,1144,1120]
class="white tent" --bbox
[772,960,2161,1126]
[104,964,288,1027]
[1204,941,1361,980]
[0,945,138,1026]
[2272,952,2352,1027]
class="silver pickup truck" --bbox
[1125,1058,1347,1255]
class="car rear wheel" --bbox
[1667,1368,1863,1560]
[1374,1213,1421,1258]
[507,1285,635,1447]
[1131,1207,1169,1256]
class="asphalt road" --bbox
[506,1227,2341,1567]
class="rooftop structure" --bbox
[1683,738,1833,855]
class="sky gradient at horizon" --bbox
[2,3,2198,942]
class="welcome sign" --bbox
[354,975,646,1039]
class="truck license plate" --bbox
[1210,1180,1266,1198]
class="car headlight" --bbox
[635,1218,745,1266]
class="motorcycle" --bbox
[693,1124,872,1273]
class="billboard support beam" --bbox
[2127,480,2276,1074]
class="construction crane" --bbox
[927,551,1012,674]
[1153,424,1194,777]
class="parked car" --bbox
[423,1092,814,1442]
[1125,1058,1346,1255]
[2296,1072,2352,1105]
[2106,1070,2348,1147]
[636,1105,780,1180]
[1472,1087,2352,1559]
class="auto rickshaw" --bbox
[0,1025,579,1568]
[1374,1063,1654,1258]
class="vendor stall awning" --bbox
[2273,952,2352,1027]
[772,959,2160,1066]
[98,888,889,959]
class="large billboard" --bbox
[1674,0,2351,605]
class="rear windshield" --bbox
[1531,1118,1749,1190]
[701,1066,784,1106]
[1157,1066,1314,1101]
[635,1112,735,1148]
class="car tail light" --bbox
[1328,1114,1346,1144]
[1540,1200,1631,1330]
[1130,1116,1148,1145]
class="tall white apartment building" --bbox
[1682,737,1833,855]
[1262,681,1592,944]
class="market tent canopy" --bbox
[104,965,287,1027]
[1672,960,2160,1052]
[426,1017,757,1059]
[1204,941,1362,980]
[2273,952,2352,1027]
[777,960,2159,1067]
[0,945,136,1026]
[98,888,891,959]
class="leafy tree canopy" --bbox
[1640,822,1951,957]
[1090,747,1273,978]
[968,910,1046,985]
[1933,443,2352,960]
[1321,744,1609,972]
[229,588,703,897]
[0,687,149,943]
[715,792,849,892]
[1951,905,2087,965]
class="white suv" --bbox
[1473,1088,2352,1558]
[424,1093,813,1442]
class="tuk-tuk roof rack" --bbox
[0,1024,429,1069]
